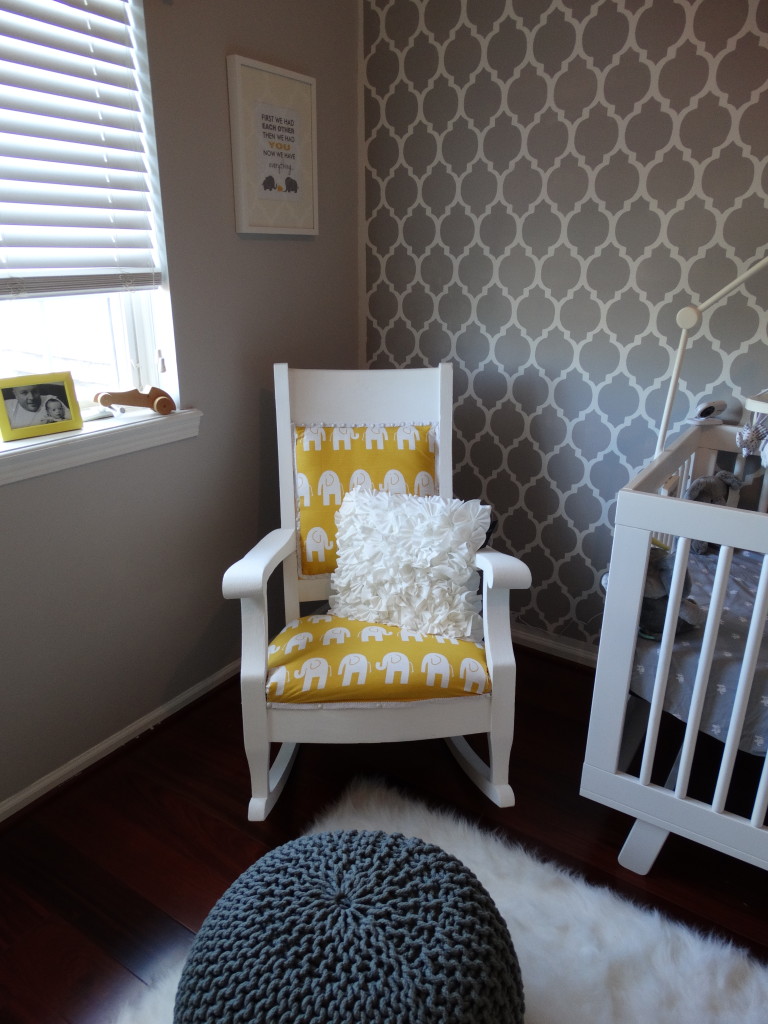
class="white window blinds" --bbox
[0,0,162,298]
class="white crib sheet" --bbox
[630,549,768,756]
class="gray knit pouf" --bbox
[173,829,524,1024]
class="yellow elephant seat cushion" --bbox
[266,614,490,703]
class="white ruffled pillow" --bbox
[329,488,490,640]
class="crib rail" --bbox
[581,422,768,874]
[673,543,735,797]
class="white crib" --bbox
[581,421,768,875]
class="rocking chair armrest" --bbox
[475,548,532,591]
[222,528,297,600]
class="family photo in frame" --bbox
[0,372,83,442]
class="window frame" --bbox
[0,0,196,485]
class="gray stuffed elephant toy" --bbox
[684,470,742,554]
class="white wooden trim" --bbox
[0,408,202,486]
[269,694,491,743]
[513,622,598,667]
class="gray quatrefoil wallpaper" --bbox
[363,0,768,657]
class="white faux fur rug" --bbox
[116,779,768,1024]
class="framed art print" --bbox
[0,372,83,441]
[227,55,318,235]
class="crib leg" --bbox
[618,819,670,875]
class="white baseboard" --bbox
[0,660,240,826]
[513,622,597,668]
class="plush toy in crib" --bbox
[638,544,705,641]
[684,470,743,554]
[735,413,768,465]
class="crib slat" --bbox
[712,553,768,814]
[639,538,692,786]
[653,455,695,549]
[752,746,768,827]
[759,470,768,515]
[675,545,734,798]
[731,454,746,500]
[679,453,694,499]
[753,753,768,831]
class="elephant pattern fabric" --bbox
[267,613,490,703]
[293,423,437,576]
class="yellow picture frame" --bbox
[0,372,83,442]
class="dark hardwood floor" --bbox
[1,647,766,1023]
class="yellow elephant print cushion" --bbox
[293,423,437,576]
[267,613,489,703]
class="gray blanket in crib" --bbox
[631,549,767,757]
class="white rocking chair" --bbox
[223,363,531,820]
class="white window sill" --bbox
[0,407,202,486]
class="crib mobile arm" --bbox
[655,251,768,460]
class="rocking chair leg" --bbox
[247,742,299,821]
[445,735,515,808]
[487,726,515,807]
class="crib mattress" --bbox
[630,549,768,756]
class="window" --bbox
[0,0,176,409]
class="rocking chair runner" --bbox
[223,363,531,820]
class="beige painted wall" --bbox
[0,0,360,814]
